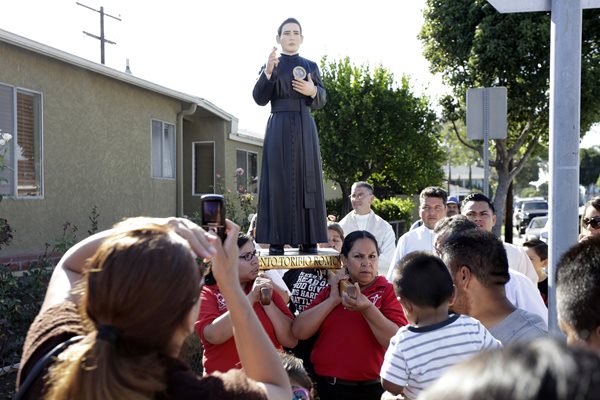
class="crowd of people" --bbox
[13,189,600,400]
[9,10,600,399]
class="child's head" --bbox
[556,235,600,353]
[279,352,313,400]
[523,238,548,281]
[393,252,454,310]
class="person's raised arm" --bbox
[210,220,291,400]
[40,229,114,313]
[41,217,216,313]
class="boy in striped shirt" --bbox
[380,252,501,399]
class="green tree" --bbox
[580,146,600,187]
[513,155,545,193]
[314,57,444,214]
[420,1,600,235]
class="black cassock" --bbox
[253,53,328,246]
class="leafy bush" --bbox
[0,260,52,369]
[326,197,343,220]
[0,209,94,371]
[372,197,414,224]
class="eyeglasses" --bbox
[238,250,258,261]
[292,386,310,400]
[583,216,600,230]
[349,192,371,200]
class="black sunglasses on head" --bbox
[583,216,600,230]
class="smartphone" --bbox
[200,194,226,242]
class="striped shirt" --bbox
[380,314,501,399]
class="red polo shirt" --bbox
[195,284,294,374]
[306,276,407,381]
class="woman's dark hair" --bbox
[581,196,600,230]
[46,220,201,399]
[327,222,345,241]
[204,233,253,285]
[340,230,379,257]
[277,18,302,36]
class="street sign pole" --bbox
[483,90,490,198]
[466,87,507,198]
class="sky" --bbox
[1,0,599,147]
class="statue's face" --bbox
[276,22,303,55]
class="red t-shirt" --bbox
[306,276,407,381]
[195,284,294,374]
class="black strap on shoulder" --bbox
[13,335,85,400]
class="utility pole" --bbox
[76,2,121,64]
[488,0,600,336]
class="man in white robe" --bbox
[339,182,396,273]
[386,187,448,280]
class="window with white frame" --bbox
[151,120,175,179]
[0,83,43,198]
[236,149,258,194]
[193,141,215,195]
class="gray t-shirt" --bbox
[489,308,548,345]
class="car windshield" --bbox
[529,217,548,229]
[523,201,548,211]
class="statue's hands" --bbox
[265,47,279,77]
[292,73,317,97]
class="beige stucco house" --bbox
[0,28,262,262]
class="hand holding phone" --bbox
[200,194,226,242]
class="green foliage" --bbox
[326,197,343,221]
[314,57,444,213]
[420,1,600,232]
[0,261,52,369]
[0,218,12,251]
[371,197,415,225]
[48,222,79,254]
[87,204,100,236]
[0,206,100,370]
[580,146,600,186]
[518,186,539,199]
[513,156,545,192]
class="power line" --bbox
[76,2,121,64]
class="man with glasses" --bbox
[339,181,396,271]
[386,187,447,280]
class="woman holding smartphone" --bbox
[196,233,297,374]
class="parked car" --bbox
[516,200,548,234]
[524,216,548,241]
[540,218,549,243]
[513,197,545,227]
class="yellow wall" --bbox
[0,42,181,256]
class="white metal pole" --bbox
[547,0,582,336]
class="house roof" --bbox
[443,165,486,180]
[0,28,234,122]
